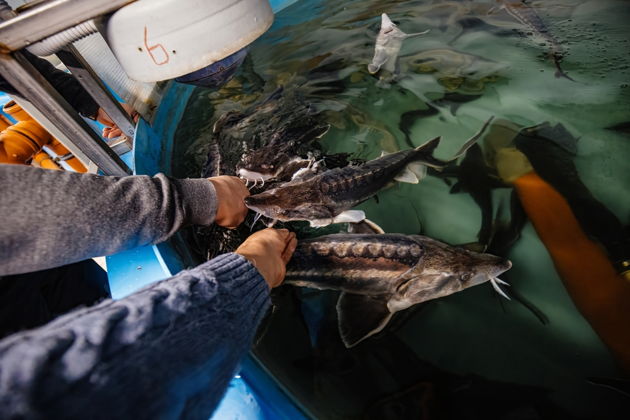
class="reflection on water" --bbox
[173,0,630,418]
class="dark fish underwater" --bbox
[285,233,512,347]
[495,0,574,81]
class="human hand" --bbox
[235,228,298,288]
[208,176,250,228]
[97,103,139,139]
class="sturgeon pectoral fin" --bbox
[310,210,366,227]
[332,210,366,224]
[337,292,393,348]
[407,162,427,181]
[394,167,419,184]
[309,218,332,228]
[362,218,385,234]
[450,182,463,194]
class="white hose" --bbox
[27,20,99,56]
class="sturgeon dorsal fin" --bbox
[414,136,441,154]
[337,292,393,348]
[408,136,449,170]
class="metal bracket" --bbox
[0,50,131,175]
[57,45,136,139]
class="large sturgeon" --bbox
[285,233,512,347]
[245,118,494,226]
[236,123,331,184]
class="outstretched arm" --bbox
[0,253,270,419]
[0,228,297,418]
[0,165,249,275]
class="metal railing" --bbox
[0,0,137,176]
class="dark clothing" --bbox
[0,253,270,419]
[0,52,112,341]
[0,164,269,418]
[0,260,110,339]
[0,50,99,119]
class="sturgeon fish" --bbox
[245,137,442,227]
[368,13,429,75]
[245,118,494,226]
[285,233,512,347]
[495,0,574,81]
[236,123,331,184]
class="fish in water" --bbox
[514,122,630,267]
[493,0,574,81]
[245,118,494,227]
[236,123,330,184]
[441,143,507,246]
[406,48,507,91]
[285,233,512,347]
[245,137,443,227]
[368,13,429,75]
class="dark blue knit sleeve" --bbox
[0,253,270,420]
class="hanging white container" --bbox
[104,0,274,82]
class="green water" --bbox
[173,0,630,418]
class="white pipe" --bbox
[27,20,98,56]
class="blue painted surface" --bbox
[107,81,196,298]
[0,92,15,122]
[108,82,308,420]
[107,245,172,299]
[133,83,195,177]
[210,375,264,420]
[270,0,299,12]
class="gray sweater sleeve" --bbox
[0,164,218,276]
[0,252,271,419]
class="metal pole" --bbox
[0,0,135,53]
[0,51,131,176]
[57,46,135,139]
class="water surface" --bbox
[173,1,630,418]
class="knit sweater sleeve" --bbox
[0,164,217,275]
[0,253,271,419]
